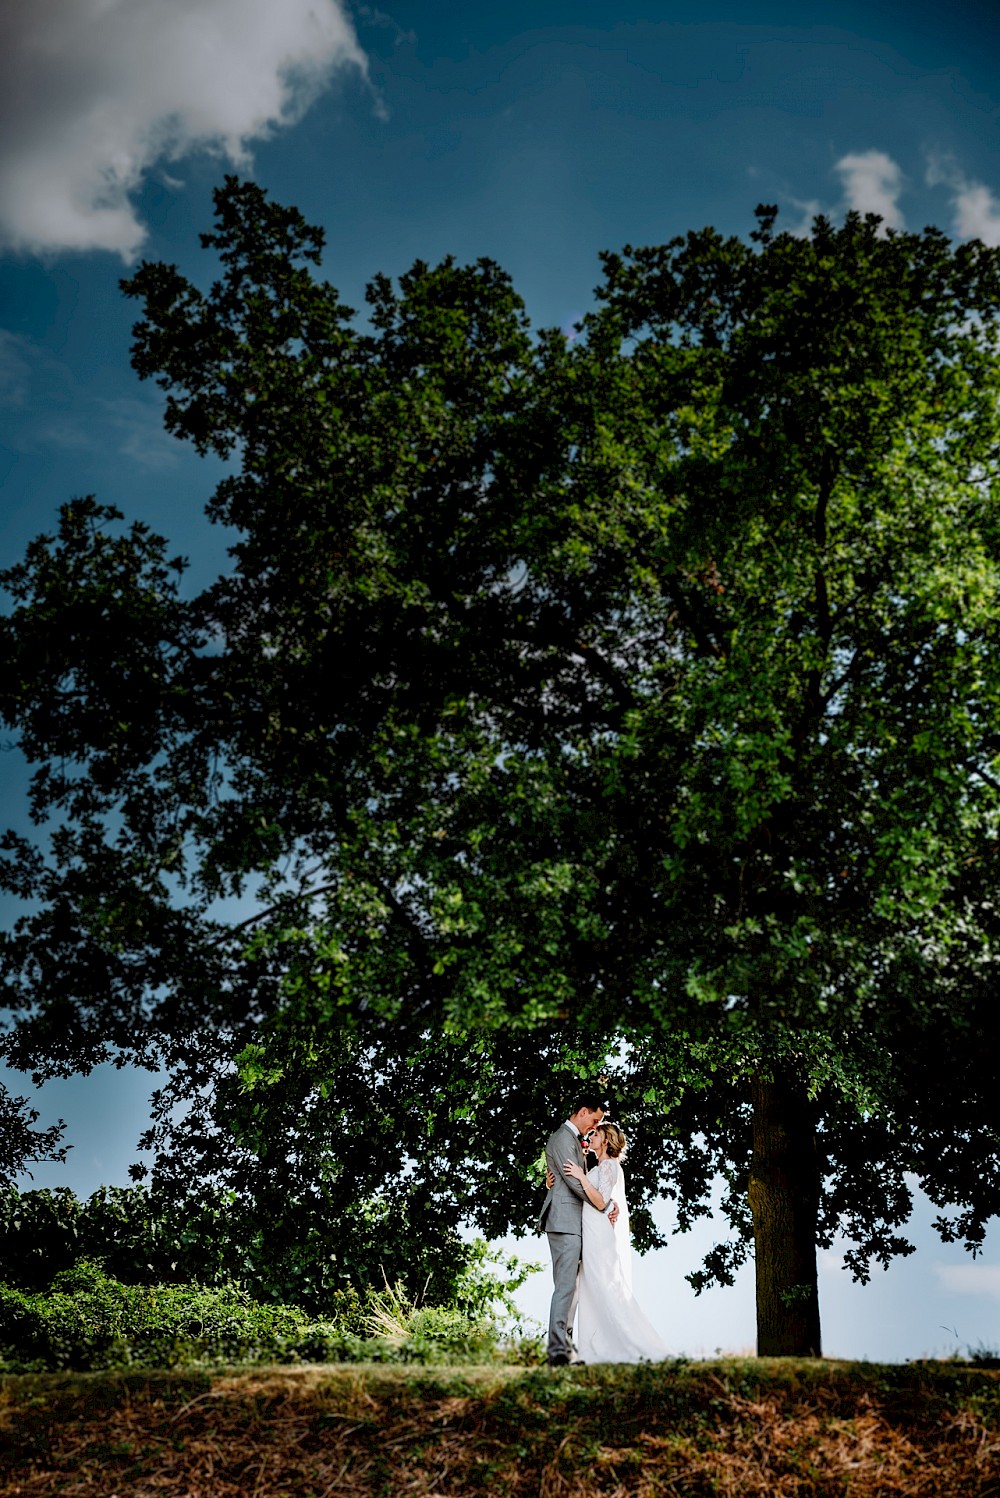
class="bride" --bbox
[554,1121,669,1364]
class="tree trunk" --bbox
[748,1069,822,1357]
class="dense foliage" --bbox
[0,1259,526,1373]
[3,179,1000,1352]
[0,1186,536,1328]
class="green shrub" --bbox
[361,1278,511,1364]
[448,1238,543,1333]
[319,1284,367,1337]
[0,1185,484,1319]
[0,1261,347,1372]
[0,1261,535,1372]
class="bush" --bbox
[0,1185,248,1294]
[0,1261,351,1372]
[0,1260,537,1372]
[0,1185,484,1318]
[362,1278,503,1364]
[448,1238,542,1334]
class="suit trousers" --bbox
[546,1229,582,1359]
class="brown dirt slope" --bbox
[1,1359,999,1496]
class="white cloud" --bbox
[926,154,1000,248]
[951,184,1000,246]
[834,150,905,230]
[935,1263,1000,1302]
[0,0,368,259]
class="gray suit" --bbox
[538,1120,587,1361]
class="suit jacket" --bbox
[537,1121,587,1234]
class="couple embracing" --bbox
[538,1092,669,1366]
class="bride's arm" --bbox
[548,1163,615,1219]
[563,1160,607,1211]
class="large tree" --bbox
[3,180,1000,1354]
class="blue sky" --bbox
[2,0,1000,1360]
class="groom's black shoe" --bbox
[547,1353,570,1366]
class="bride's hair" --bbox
[595,1122,627,1158]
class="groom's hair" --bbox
[569,1091,605,1114]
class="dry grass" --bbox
[1,1359,999,1496]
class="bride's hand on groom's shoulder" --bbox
[563,1160,585,1181]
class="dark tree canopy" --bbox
[3,179,1000,1353]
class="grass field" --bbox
[2,1358,999,1496]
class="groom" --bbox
[538,1092,615,1366]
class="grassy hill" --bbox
[2,1358,999,1495]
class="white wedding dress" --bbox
[576,1159,669,1364]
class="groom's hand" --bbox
[608,1200,620,1228]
